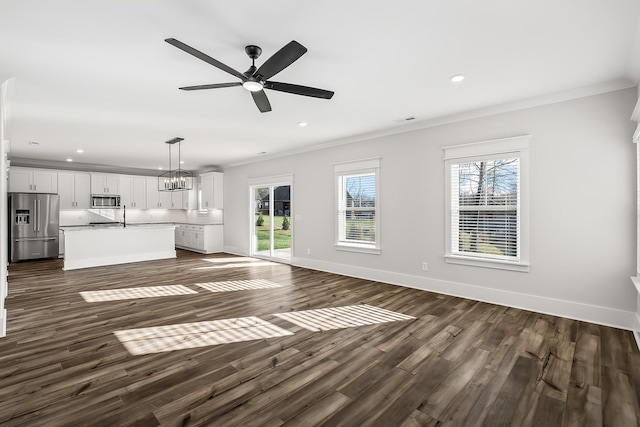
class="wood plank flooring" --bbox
[1,250,639,426]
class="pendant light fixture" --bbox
[158,137,193,191]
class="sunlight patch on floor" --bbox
[80,285,198,302]
[195,279,288,293]
[273,304,415,332]
[114,317,294,355]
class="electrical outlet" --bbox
[422,262,428,271]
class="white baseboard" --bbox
[0,308,5,337]
[292,256,636,331]
[223,246,250,257]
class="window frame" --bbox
[334,158,381,254]
[443,136,530,272]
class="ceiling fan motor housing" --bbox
[245,45,262,59]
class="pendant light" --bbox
[158,137,193,191]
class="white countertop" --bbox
[60,223,176,232]
[60,222,222,232]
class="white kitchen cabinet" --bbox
[200,172,223,210]
[90,173,120,195]
[145,177,193,209]
[121,175,147,209]
[145,178,172,208]
[169,188,197,210]
[59,229,65,258]
[175,224,223,253]
[169,191,184,210]
[58,171,91,209]
[9,167,58,193]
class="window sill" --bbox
[335,243,381,255]
[444,254,529,272]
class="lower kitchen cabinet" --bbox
[175,224,223,254]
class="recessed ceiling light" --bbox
[76,149,84,153]
[158,167,163,170]
[298,122,307,127]
[450,74,465,83]
[394,116,417,123]
[180,160,185,164]
[66,158,73,162]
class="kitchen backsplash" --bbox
[60,208,223,226]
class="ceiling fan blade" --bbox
[251,90,272,113]
[255,41,307,80]
[165,38,246,81]
[265,81,334,99]
[179,82,242,91]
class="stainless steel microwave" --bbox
[91,194,121,209]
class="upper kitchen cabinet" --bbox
[58,171,91,209]
[170,191,185,210]
[170,188,197,210]
[145,177,171,209]
[200,172,223,210]
[120,176,147,209]
[90,173,120,195]
[9,167,58,193]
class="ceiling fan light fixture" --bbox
[242,80,263,92]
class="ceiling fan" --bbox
[165,38,335,113]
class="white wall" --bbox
[224,88,638,329]
[0,79,13,337]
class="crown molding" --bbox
[222,79,637,169]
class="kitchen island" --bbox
[60,224,176,270]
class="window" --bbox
[335,158,381,254]
[444,136,530,271]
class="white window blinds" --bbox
[335,158,380,253]
[338,172,376,244]
[451,157,520,261]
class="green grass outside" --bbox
[255,214,291,251]
[346,219,375,242]
[459,232,507,256]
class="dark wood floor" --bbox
[1,250,639,426]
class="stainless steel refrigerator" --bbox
[9,193,60,262]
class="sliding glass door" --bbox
[251,183,291,262]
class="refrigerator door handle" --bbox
[14,237,57,242]
[33,200,38,232]
[37,199,41,232]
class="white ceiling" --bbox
[2,0,640,174]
